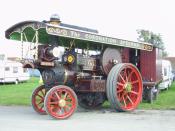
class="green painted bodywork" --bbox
[6,21,153,51]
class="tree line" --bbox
[137,29,168,57]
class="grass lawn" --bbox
[0,77,39,106]
[139,82,175,109]
[0,77,175,109]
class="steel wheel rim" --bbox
[115,64,142,110]
[32,85,46,115]
[45,86,77,119]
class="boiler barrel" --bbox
[41,65,76,87]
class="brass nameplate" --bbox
[40,61,54,66]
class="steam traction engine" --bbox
[5,15,160,119]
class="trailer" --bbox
[0,60,30,84]
[158,60,173,90]
[5,15,162,119]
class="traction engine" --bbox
[5,15,150,119]
[30,44,142,119]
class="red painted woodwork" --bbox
[140,48,162,83]
[122,48,130,63]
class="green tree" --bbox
[137,29,168,57]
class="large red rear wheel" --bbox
[107,63,143,111]
[31,85,47,115]
[44,85,77,119]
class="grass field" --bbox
[139,82,175,109]
[0,77,39,105]
[0,77,175,109]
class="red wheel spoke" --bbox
[63,105,70,112]
[122,95,127,107]
[117,82,124,87]
[117,88,124,93]
[124,68,128,82]
[65,104,70,108]
[55,92,61,100]
[131,80,139,85]
[63,107,67,113]
[50,101,58,105]
[63,92,68,100]
[118,92,125,101]
[66,101,72,105]
[50,104,58,110]
[119,73,126,83]
[53,106,61,113]
[50,106,56,112]
[65,96,71,101]
[50,95,57,101]
[126,95,134,105]
[128,70,134,81]
[130,91,138,95]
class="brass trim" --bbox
[63,70,68,84]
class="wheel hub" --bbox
[58,99,66,107]
[124,82,132,92]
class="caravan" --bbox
[158,60,173,90]
[0,60,30,84]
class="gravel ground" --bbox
[0,106,175,131]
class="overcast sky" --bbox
[0,0,175,57]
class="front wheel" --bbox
[107,63,143,111]
[44,85,77,119]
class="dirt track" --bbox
[0,106,175,131]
